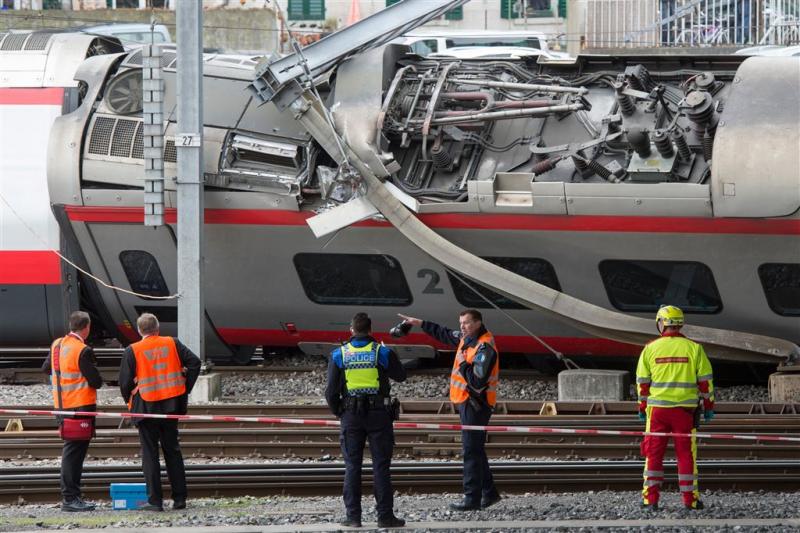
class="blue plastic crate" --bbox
[110,483,147,510]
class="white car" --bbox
[82,23,172,50]
[429,46,555,60]
[734,45,800,56]
[395,29,570,60]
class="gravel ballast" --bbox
[0,353,770,406]
[0,491,797,532]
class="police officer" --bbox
[637,305,715,511]
[42,311,103,512]
[325,312,407,528]
[119,313,201,512]
[399,309,501,511]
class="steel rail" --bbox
[1,423,799,461]
[2,460,799,503]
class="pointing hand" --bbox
[397,314,422,327]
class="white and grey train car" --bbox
[0,32,123,346]
[3,33,799,363]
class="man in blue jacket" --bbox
[325,312,407,528]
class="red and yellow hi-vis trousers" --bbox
[641,406,700,507]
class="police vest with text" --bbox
[50,333,96,408]
[342,341,381,396]
[450,332,499,406]
[131,336,186,404]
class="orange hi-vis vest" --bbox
[51,333,96,408]
[131,336,186,404]
[450,331,499,406]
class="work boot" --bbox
[339,517,362,528]
[61,499,96,512]
[481,493,502,509]
[139,503,164,512]
[377,514,405,528]
[449,499,481,511]
[172,499,186,510]
[640,502,659,511]
[685,500,705,510]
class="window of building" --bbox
[501,0,553,19]
[287,0,325,21]
[119,250,170,298]
[758,263,800,316]
[294,253,413,306]
[447,257,561,310]
[599,260,722,313]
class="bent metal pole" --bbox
[1,407,799,444]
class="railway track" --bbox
[1,403,798,461]
[3,460,799,503]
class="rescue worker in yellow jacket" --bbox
[119,313,201,512]
[400,309,501,511]
[42,311,103,512]
[637,305,714,511]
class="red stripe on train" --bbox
[0,251,61,284]
[0,87,64,105]
[214,328,641,357]
[65,206,800,235]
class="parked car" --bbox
[395,29,570,59]
[734,44,800,56]
[82,23,171,50]
[429,45,554,60]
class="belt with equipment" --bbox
[343,395,390,411]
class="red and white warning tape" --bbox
[0,407,799,443]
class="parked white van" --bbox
[395,30,569,59]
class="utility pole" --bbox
[176,0,206,368]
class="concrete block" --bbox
[189,373,221,403]
[769,373,800,402]
[558,369,630,401]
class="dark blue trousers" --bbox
[459,401,498,505]
[340,408,395,520]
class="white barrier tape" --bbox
[1,407,799,443]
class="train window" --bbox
[758,263,800,316]
[293,253,413,306]
[119,251,170,298]
[447,257,561,310]
[599,260,721,314]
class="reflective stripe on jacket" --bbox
[342,341,380,396]
[131,336,186,403]
[636,334,714,408]
[51,334,96,408]
[450,331,500,406]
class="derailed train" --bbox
[0,27,798,363]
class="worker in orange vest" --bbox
[119,313,201,512]
[42,311,103,512]
[399,309,501,511]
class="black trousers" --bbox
[458,401,498,505]
[339,408,395,520]
[61,438,91,502]
[137,419,187,506]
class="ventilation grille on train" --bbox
[87,115,175,163]
[122,49,177,69]
[0,32,55,51]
